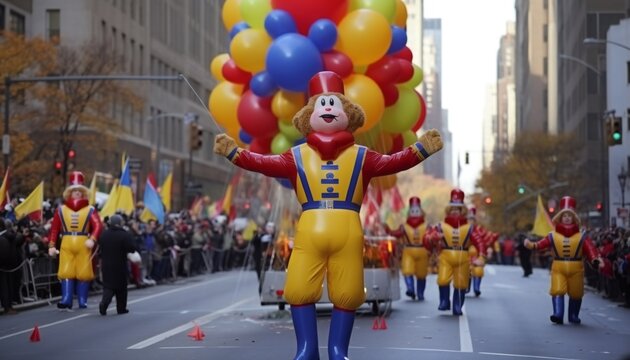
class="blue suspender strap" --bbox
[293,147,314,203]
[549,233,560,259]
[345,146,366,203]
[81,208,93,233]
[58,207,68,233]
[575,231,585,258]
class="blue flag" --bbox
[143,177,165,224]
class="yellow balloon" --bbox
[336,10,392,66]
[240,0,271,29]
[209,81,244,130]
[350,0,397,22]
[393,0,407,28]
[272,90,305,120]
[230,28,272,73]
[222,0,243,31]
[400,64,423,89]
[210,53,230,81]
[343,74,384,134]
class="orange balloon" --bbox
[272,90,305,120]
[336,10,392,66]
[210,53,230,81]
[209,81,245,130]
[230,28,272,73]
[343,74,384,134]
[393,0,407,28]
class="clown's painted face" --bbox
[71,189,84,200]
[408,205,422,218]
[309,95,349,134]
[449,207,462,217]
[561,212,574,225]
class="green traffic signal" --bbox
[517,185,525,194]
[612,132,621,141]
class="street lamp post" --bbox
[583,38,630,52]
[619,167,627,209]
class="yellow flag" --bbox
[99,181,119,218]
[15,181,44,220]
[140,208,157,223]
[532,194,554,237]
[221,183,234,214]
[160,172,172,212]
[0,167,9,208]
[88,173,97,206]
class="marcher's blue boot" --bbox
[291,304,319,360]
[568,298,582,324]
[438,286,450,311]
[416,279,426,301]
[465,277,471,294]
[57,279,74,309]
[550,296,564,324]
[404,276,416,299]
[472,277,482,297]
[328,307,355,360]
[77,281,91,308]
[452,288,463,316]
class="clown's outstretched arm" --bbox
[524,235,551,251]
[214,133,296,179]
[363,129,443,177]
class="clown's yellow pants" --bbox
[437,249,470,290]
[549,260,584,298]
[57,236,94,281]
[401,247,429,279]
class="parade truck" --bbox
[259,234,401,314]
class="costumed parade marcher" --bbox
[465,206,496,297]
[214,71,443,360]
[385,196,431,301]
[48,171,103,309]
[98,214,141,315]
[525,196,603,324]
[431,189,487,316]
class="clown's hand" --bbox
[85,238,95,249]
[214,134,238,157]
[48,247,59,257]
[418,129,443,156]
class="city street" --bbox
[0,265,628,360]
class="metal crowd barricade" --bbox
[21,257,59,302]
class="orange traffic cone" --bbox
[30,325,41,342]
[187,324,205,341]
[372,318,380,330]
[379,317,388,330]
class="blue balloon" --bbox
[264,10,297,38]
[250,71,278,97]
[239,129,253,144]
[229,21,250,40]
[308,19,337,52]
[266,34,324,92]
[387,25,407,54]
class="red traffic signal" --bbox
[548,207,555,214]
[484,196,492,205]
[595,202,603,212]
[54,161,62,170]
[68,149,76,158]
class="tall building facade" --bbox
[482,85,497,170]
[4,0,230,209]
[495,22,516,164]
[404,0,424,69]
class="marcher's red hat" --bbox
[552,195,580,225]
[408,196,421,208]
[68,171,85,186]
[63,171,89,200]
[468,206,477,216]
[308,71,344,98]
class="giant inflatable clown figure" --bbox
[431,189,487,316]
[48,171,103,309]
[214,71,442,360]
[525,196,603,324]
[386,196,431,301]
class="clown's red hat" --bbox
[308,71,344,98]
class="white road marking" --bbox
[486,265,496,275]
[383,347,462,353]
[127,297,254,349]
[479,352,583,360]
[459,309,473,352]
[0,314,91,341]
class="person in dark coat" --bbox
[98,215,139,315]
[0,219,23,315]
[516,232,533,277]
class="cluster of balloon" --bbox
[209,0,427,189]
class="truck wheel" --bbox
[279,303,286,311]
[371,301,379,315]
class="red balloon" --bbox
[271,0,348,35]
[395,59,414,83]
[389,134,403,154]
[322,50,353,78]
[366,56,401,85]
[222,59,252,84]
[237,90,279,139]
[379,83,399,107]
[392,47,413,62]
[249,136,273,154]
[411,92,427,132]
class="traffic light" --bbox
[611,116,622,145]
[517,184,526,195]
[54,160,62,175]
[484,196,492,205]
[548,206,555,214]
[68,149,76,159]
[189,123,203,151]
[595,201,603,212]
[464,152,469,165]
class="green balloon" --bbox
[271,133,292,154]
[350,0,397,22]
[278,120,303,142]
[401,130,417,147]
[381,87,420,134]
[240,0,271,29]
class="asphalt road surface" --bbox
[1,265,629,360]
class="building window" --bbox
[0,5,5,31]
[9,10,25,35]
[47,10,61,41]
[543,88,548,108]
[587,113,599,141]
[543,56,548,76]
[543,24,548,43]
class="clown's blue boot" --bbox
[438,286,450,311]
[404,276,416,300]
[416,279,426,301]
[452,288,464,316]
[77,281,91,308]
[568,298,582,324]
[472,277,482,297]
[328,307,355,360]
[550,296,564,324]
[291,304,319,360]
[57,279,74,309]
